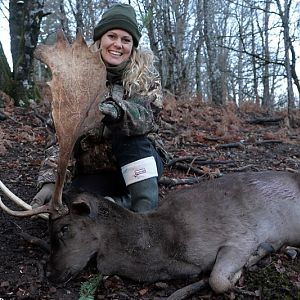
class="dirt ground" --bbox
[0,98,300,300]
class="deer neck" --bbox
[96,202,176,277]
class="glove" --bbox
[99,100,122,123]
[30,183,55,209]
[110,85,124,101]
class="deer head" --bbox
[0,29,107,219]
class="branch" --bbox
[159,176,206,187]
[19,231,50,253]
[166,279,209,300]
[247,116,285,125]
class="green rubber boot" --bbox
[128,177,159,213]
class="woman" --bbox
[32,3,166,213]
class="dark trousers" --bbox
[72,135,163,197]
[111,135,164,179]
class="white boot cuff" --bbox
[121,156,158,186]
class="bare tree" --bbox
[251,6,260,105]
[0,40,12,100]
[261,0,271,110]
[0,1,13,99]
[9,0,49,105]
[235,0,247,106]
[275,0,296,124]
[3,0,299,109]
[289,38,300,107]
[139,0,199,96]
[203,0,226,105]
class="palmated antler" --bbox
[0,29,107,219]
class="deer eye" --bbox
[61,225,69,233]
[58,225,69,239]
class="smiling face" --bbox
[100,29,134,66]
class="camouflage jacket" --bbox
[37,82,168,189]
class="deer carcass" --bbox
[45,170,300,294]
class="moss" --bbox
[244,257,300,300]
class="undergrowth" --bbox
[79,274,102,300]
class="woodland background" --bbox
[0,0,299,119]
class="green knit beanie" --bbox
[93,3,141,47]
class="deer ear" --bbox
[71,200,91,216]
[71,194,98,218]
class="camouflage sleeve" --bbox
[36,114,74,189]
[106,81,163,136]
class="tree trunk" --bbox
[262,0,271,111]
[237,4,245,107]
[250,7,259,105]
[275,0,295,125]
[203,0,223,105]
[0,41,13,104]
[289,40,300,107]
[59,0,72,42]
[9,0,45,105]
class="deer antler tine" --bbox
[0,180,31,210]
[56,29,70,47]
[0,196,50,218]
[0,180,48,219]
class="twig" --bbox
[183,142,208,147]
[167,156,207,167]
[167,157,235,167]
[284,246,300,253]
[9,220,49,252]
[172,163,206,176]
[227,165,255,172]
[0,111,7,121]
[33,108,48,126]
[18,231,50,253]
[204,136,220,141]
[232,287,260,297]
[285,168,299,173]
[197,160,236,166]
[159,176,206,187]
[166,279,209,300]
[253,140,283,145]
[247,117,284,125]
[216,142,245,150]
[4,114,24,126]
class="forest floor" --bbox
[0,93,300,300]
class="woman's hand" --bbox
[99,100,123,122]
[30,183,55,209]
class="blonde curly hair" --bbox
[123,48,162,101]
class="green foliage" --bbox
[245,259,300,300]
[79,274,102,300]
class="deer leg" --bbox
[209,245,251,294]
[245,242,275,268]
